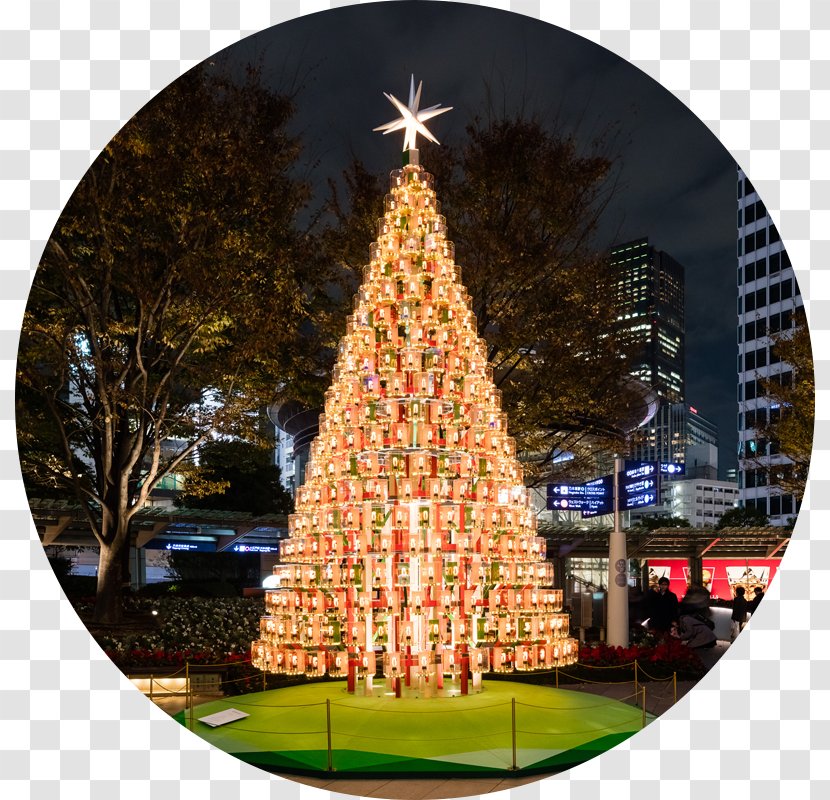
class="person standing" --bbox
[748,586,765,616]
[677,606,717,650]
[646,576,679,634]
[730,586,748,640]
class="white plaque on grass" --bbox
[198,708,249,727]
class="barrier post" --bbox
[555,664,559,690]
[186,662,193,730]
[634,659,638,700]
[641,687,647,728]
[511,698,518,771]
[673,672,677,705]
[326,699,334,771]
[149,676,154,703]
[262,668,267,692]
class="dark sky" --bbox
[219,1,740,475]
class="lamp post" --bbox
[606,455,629,647]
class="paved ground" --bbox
[150,640,730,800]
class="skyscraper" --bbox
[612,238,698,470]
[632,401,719,476]
[611,238,685,404]
[737,169,802,525]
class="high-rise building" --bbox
[665,478,740,528]
[611,238,685,403]
[631,401,719,477]
[612,238,700,472]
[737,168,802,525]
[627,403,724,525]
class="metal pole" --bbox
[673,672,677,705]
[641,687,647,728]
[555,664,559,690]
[186,662,193,730]
[149,676,153,703]
[262,668,267,692]
[607,455,630,647]
[511,698,518,771]
[634,659,638,699]
[326,699,333,771]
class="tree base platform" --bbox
[174,679,650,777]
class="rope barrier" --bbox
[150,680,188,696]
[196,657,253,668]
[330,700,511,714]
[554,671,633,685]
[204,725,328,735]
[515,698,622,711]
[135,656,250,681]
[519,661,639,676]
[617,691,643,704]
[334,729,512,743]
[224,698,328,709]
[219,674,268,686]
[514,716,641,737]
[635,665,676,682]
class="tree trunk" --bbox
[93,530,128,624]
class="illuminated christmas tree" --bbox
[252,78,577,693]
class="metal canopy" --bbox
[28,496,790,561]
[27,497,288,549]
[537,524,791,561]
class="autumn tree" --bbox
[637,515,690,530]
[716,506,770,530]
[17,63,323,623]
[754,308,814,498]
[176,438,293,516]
[325,114,637,482]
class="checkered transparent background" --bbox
[1,1,828,798]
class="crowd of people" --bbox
[640,577,766,651]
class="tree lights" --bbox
[252,82,577,694]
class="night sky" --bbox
[217,2,744,476]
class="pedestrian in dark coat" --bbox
[646,576,679,634]
[748,586,765,616]
[678,610,717,650]
[730,586,748,640]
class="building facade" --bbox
[611,238,685,403]
[665,478,740,528]
[630,401,719,476]
[736,169,802,525]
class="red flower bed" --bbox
[577,636,703,678]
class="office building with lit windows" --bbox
[631,401,719,476]
[612,239,697,474]
[737,168,802,525]
[611,238,685,404]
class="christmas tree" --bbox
[252,78,577,693]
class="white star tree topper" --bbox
[374,75,452,151]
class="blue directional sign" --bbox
[231,544,280,554]
[547,478,611,499]
[660,462,685,476]
[547,476,611,510]
[581,501,614,518]
[550,495,613,512]
[585,475,614,490]
[619,491,658,510]
[621,476,658,496]
[145,539,217,552]
[622,460,658,479]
